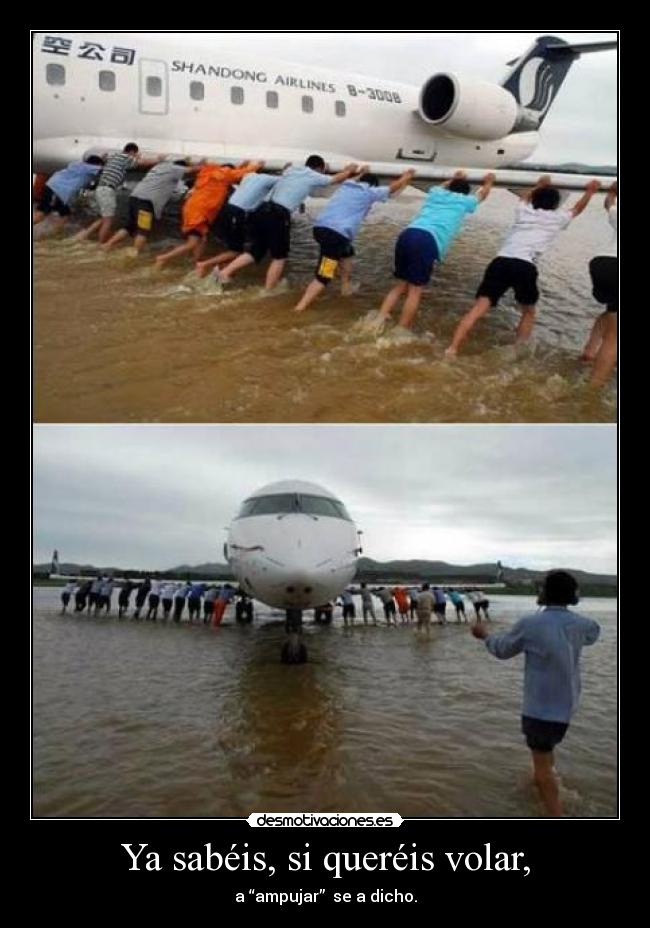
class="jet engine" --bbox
[418,74,519,140]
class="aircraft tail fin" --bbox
[502,35,616,130]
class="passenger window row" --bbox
[45,64,348,115]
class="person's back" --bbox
[315,180,390,242]
[360,586,373,606]
[408,185,479,260]
[48,160,103,204]
[498,200,573,265]
[415,589,435,613]
[269,165,331,213]
[486,606,599,722]
[98,151,138,191]
[184,164,255,227]
[132,162,188,218]
[229,172,279,212]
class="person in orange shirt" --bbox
[155,160,263,268]
[393,586,410,624]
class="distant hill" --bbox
[355,558,616,586]
[34,558,617,587]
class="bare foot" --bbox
[154,255,168,268]
[444,347,457,358]
[195,263,211,278]
[341,282,360,297]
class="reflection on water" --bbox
[33,588,617,818]
[34,191,616,423]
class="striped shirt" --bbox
[98,153,137,189]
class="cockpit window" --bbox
[300,494,351,519]
[237,493,351,520]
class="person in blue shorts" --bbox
[376,170,495,331]
[293,167,416,313]
[472,570,600,817]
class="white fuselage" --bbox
[227,512,358,611]
[33,32,540,175]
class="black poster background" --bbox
[27,25,625,908]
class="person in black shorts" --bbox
[33,155,105,232]
[293,168,415,313]
[118,581,134,618]
[472,571,600,816]
[217,156,359,292]
[75,580,91,612]
[376,172,495,333]
[581,181,618,387]
[133,578,151,619]
[446,176,601,356]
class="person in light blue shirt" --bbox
[447,589,466,622]
[187,582,206,622]
[294,167,416,313]
[472,570,600,816]
[218,155,359,292]
[195,170,281,279]
[376,170,495,332]
[33,156,105,231]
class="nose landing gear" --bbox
[282,607,307,664]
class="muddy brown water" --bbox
[33,588,617,818]
[33,190,616,423]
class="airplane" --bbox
[33,32,617,193]
[225,479,361,662]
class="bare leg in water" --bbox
[531,750,563,817]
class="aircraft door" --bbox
[139,58,169,115]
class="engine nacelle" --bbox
[419,74,519,141]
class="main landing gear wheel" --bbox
[282,608,307,664]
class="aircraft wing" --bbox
[78,141,616,194]
[345,162,617,193]
[255,156,615,193]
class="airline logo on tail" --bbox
[517,58,557,116]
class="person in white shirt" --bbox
[173,582,190,623]
[147,578,162,621]
[89,577,102,613]
[60,580,76,614]
[581,181,618,387]
[161,582,177,620]
[97,577,114,614]
[446,176,600,356]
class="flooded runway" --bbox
[33,191,616,423]
[33,588,617,818]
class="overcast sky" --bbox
[33,425,617,575]
[156,30,617,164]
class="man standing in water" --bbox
[471,570,600,816]
[414,583,435,638]
[360,583,377,625]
